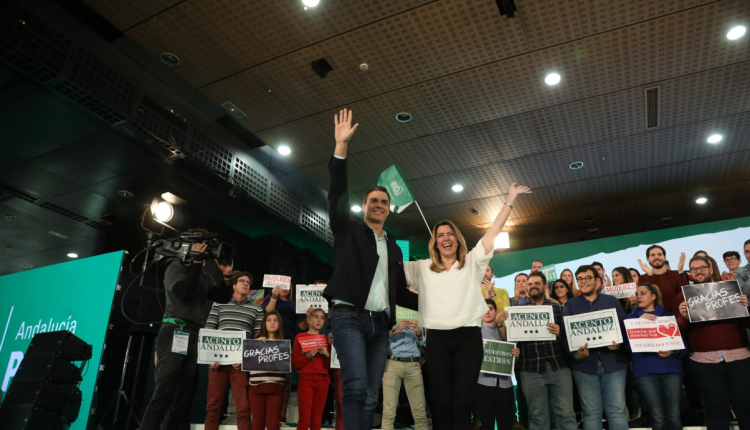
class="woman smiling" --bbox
[404,182,531,430]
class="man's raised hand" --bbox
[334,109,359,145]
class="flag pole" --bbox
[414,201,432,237]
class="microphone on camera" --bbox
[180,232,219,240]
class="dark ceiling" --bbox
[81,0,750,249]
[2,0,750,277]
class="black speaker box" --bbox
[0,405,64,430]
[2,380,77,410]
[13,355,81,385]
[25,331,91,361]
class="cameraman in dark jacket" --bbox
[140,233,234,430]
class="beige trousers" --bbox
[381,359,429,430]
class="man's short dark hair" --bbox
[514,273,528,281]
[231,271,253,285]
[744,239,750,247]
[528,270,547,285]
[689,256,711,269]
[723,251,741,261]
[693,250,708,257]
[485,299,496,311]
[646,245,666,258]
[363,186,390,205]
[591,261,604,270]
[533,259,543,265]
[575,265,601,280]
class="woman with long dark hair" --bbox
[552,279,575,305]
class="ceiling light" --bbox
[396,112,412,123]
[5,215,18,221]
[545,73,561,86]
[302,0,320,6]
[695,197,708,204]
[727,25,746,41]
[452,184,464,193]
[154,201,174,222]
[160,53,180,67]
[351,206,362,213]
[278,145,291,156]
[48,231,69,239]
[494,232,510,249]
[67,253,78,259]
[21,263,33,269]
[569,161,584,170]
[707,134,723,144]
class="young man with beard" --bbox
[531,260,544,272]
[638,245,688,314]
[562,265,629,430]
[508,271,577,430]
[676,256,750,430]
[326,109,418,430]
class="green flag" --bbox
[377,164,415,213]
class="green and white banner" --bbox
[563,308,623,351]
[377,164,415,213]
[296,285,328,314]
[395,306,419,324]
[481,340,516,376]
[506,306,556,341]
[198,329,245,365]
[539,264,557,281]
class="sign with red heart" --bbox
[624,316,685,353]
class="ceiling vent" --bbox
[645,86,660,129]
[222,101,247,119]
[662,217,672,228]
[589,228,599,239]
[311,58,334,78]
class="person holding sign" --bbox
[562,265,629,430]
[204,271,262,430]
[248,311,288,430]
[404,182,531,430]
[293,308,331,430]
[261,284,296,343]
[623,284,684,430]
[675,256,750,430]
[476,299,514,430]
[507,271,577,430]
[327,109,419,430]
[381,319,427,430]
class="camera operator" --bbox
[140,229,234,430]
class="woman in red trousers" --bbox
[292,308,331,430]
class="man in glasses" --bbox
[675,256,750,430]
[722,251,743,282]
[562,265,629,430]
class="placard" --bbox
[481,340,516,376]
[624,316,685,353]
[539,265,557,282]
[602,283,637,300]
[263,274,291,290]
[198,329,245,364]
[299,334,329,352]
[241,339,291,372]
[506,306,556,341]
[296,285,328,314]
[682,281,749,323]
[563,308,623,352]
[331,345,340,369]
[396,306,419,324]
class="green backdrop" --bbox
[0,251,124,429]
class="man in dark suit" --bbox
[326,108,419,430]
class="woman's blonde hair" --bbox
[560,268,578,294]
[637,283,663,307]
[428,220,468,273]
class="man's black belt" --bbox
[332,304,388,321]
[387,355,420,363]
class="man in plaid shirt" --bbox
[508,271,577,430]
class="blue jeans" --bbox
[636,374,682,430]
[330,308,390,430]
[572,361,628,430]
[519,363,577,430]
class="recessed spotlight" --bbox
[452,184,464,193]
[727,25,746,41]
[585,216,596,222]
[48,231,69,239]
[707,134,723,144]
[160,53,180,66]
[302,0,320,6]
[21,263,33,268]
[545,73,561,86]
[118,190,134,198]
[278,145,291,156]
[396,112,412,123]
[4,215,18,221]
[569,161,584,170]
[351,206,362,213]
[494,232,510,249]
[696,197,708,204]
[67,253,79,259]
